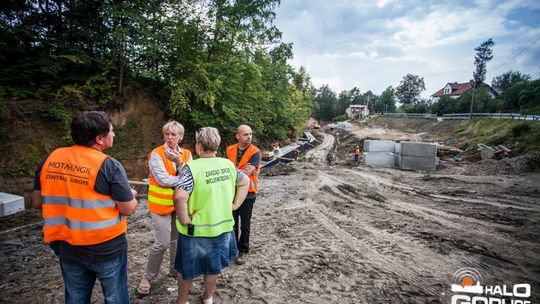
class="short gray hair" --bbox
[196,127,221,152]
[162,121,185,137]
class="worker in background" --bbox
[354,145,361,162]
[172,127,249,304]
[272,140,281,157]
[225,124,261,265]
[137,121,192,296]
[32,111,138,304]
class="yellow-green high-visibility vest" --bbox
[176,157,237,237]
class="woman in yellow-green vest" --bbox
[137,121,192,296]
[172,127,249,304]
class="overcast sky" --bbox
[274,0,540,99]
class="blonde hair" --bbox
[162,121,185,137]
[196,127,221,152]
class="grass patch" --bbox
[453,118,540,153]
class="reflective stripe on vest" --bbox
[40,145,127,245]
[226,144,260,193]
[176,157,237,237]
[42,196,117,208]
[44,216,123,230]
[147,145,191,215]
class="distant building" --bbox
[345,104,369,118]
[430,82,497,103]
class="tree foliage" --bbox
[395,74,425,104]
[314,85,337,121]
[491,71,531,95]
[375,86,396,113]
[336,90,351,117]
[0,0,314,145]
[473,38,495,85]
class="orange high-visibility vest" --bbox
[40,145,126,245]
[226,144,261,193]
[147,145,192,215]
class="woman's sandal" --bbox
[136,278,151,296]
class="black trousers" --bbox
[233,196,256,253]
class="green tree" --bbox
[395,73,425,104]
[336,90,351,116]
[290,66,316,133]
[349,87,362,104]
[363,91,377,113]
[470,38,495,117]
[491,71,531,95]
[430,95,456,115]
[399,99,429,113]
[1,0,313,149]
[473,38,495,85]
[314,85,337,121]
[517,79,540,114]
[378,86,396,113]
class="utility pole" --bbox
[469,79,476,120]
[366,96,370,115]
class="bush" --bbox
[511,123,531,137]
[333,114,348,122]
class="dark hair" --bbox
[71,111,112,147]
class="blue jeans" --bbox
[59,250,130,304]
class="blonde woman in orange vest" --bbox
[137,121,192,296]
[32,111,138,304]
[225,124,261,265]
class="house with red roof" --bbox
[430,82,497,103]
[345,104,369,118]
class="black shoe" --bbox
[235,252,246,265]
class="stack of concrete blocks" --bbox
[363,140,398,168]
[398,141,437,172]
[363,140,438,172]
[0,192,25,217]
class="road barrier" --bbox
[261,131,316,168]
[381,112,540,121]
[442,113,540,121]
[382,113,436,119]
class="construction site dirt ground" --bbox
[1,121,539,303]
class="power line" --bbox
[492,33,540,72]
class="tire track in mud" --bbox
[341,168,540,230]
[303,199,449,302]
[319,168,533,258]
[312,165,540,299]
[230,198,428,303]
[310,172,467,302]
[224,169,449,302]
[216,171,436,303]
[304,132,334,164]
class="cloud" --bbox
[275,0,540,98]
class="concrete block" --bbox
[394,142,401,154]
[399,155,437,172]
[364,140,396,152]
[363,152,397,168]
[477,144,496,160]
[400,141,437,157]
[0,192,25,217]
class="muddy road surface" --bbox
[1,128,539,304]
